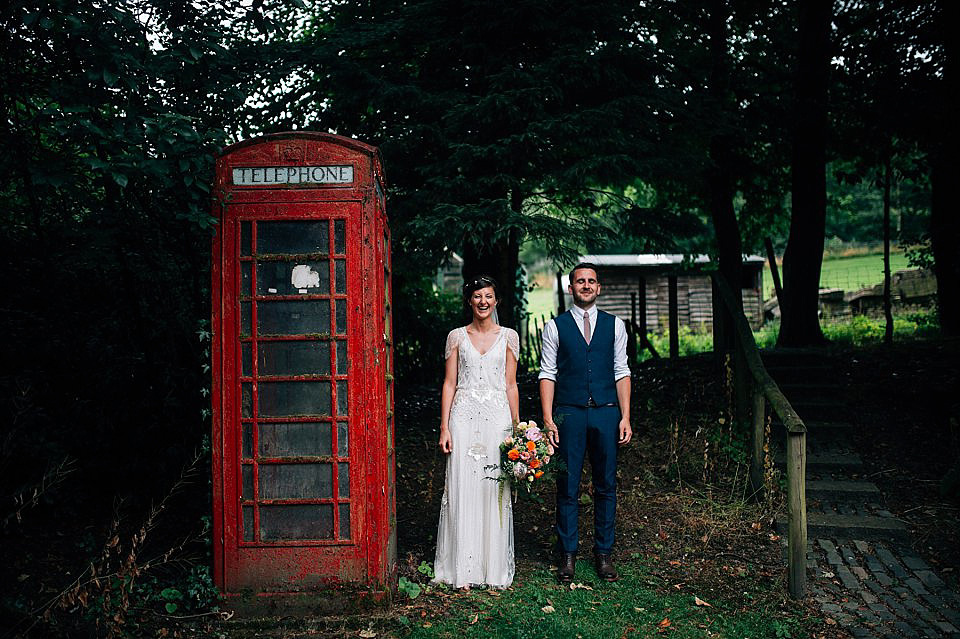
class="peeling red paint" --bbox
[211,133,396,595]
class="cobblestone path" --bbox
[765,350,960,638]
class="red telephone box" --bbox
[210,133,395,594]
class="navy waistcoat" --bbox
[554,310,617,407]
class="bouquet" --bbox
[489,420,560,498]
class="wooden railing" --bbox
[711,271,808,598]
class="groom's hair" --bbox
[569,262,600,282]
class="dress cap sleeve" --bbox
[444,328,462,360]
[506,328,520,360]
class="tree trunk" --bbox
[778,0,831,347]
[882,152,894,344]
[460,232,520,330]
[931,0,960,336]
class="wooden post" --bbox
[556,270,566,314]
[786,431,808,598]
[668,273,679,358]
[751,388,766,496]
[765,237,784,306]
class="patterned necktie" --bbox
[583,311,592,344]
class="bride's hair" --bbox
[462,275,499,307]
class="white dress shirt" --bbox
[538,304,630,382]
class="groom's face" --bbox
[569,268,600,307]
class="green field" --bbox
[523,251,913,316]
[764,251,910,299]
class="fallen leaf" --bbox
[634,607,646,612]
[359,629,377,638]
[469,614,479,625]
[700,534,708,543]
[769,534,781,541]
[658,618,671,628]
[672,583,684,589]
[422,622,432,628]
[694,596,712,607]
[825,617,837,626]
[668,560,682,566]
[570,582,594,590]
[821,571,835,578]
[542,605,556,614]
[751,522,762,530]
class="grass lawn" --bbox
[763,250,910,299]
[395,558,812,639]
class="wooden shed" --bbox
[560,255,766,333]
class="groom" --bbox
[540,262,632,583]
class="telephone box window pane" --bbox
[242,506,254,541]
[257,261,329,296]
[337,380,348,416]
[336,341,347,375]
[334,220,345,254]
[338,463,349,498]
[258,381,330,417]
[241,383,253,418]
[258,463,332,499]
[242,424,253,458]
[241,464,254,499]
[337,422,349,456]
[241,261,252,295]
[339,504,350,539]
[257,300,330,335]
[260,504,333,541]
[258,341,330,376]
[259,422,332,457]
[335,300,347,335]
[335,260,346,293]
[241,342,252,376]
[257,221,329,256]
[240,222,251,257]
[240,302,251,337]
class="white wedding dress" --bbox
[433,326,519,589]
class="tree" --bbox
[778,0,831,346]
[296,0,666,327]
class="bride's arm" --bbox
[505,345,519,424]
[438,346,458,453]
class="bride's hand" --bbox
[438,427,452,454]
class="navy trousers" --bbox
[554,404,620,554]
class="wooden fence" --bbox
[711,271,808,598]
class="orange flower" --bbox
[529,459,541,469]
[534,471,544,478]
[507,449,520,460]
[526,441,536,452]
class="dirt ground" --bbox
[3,338,957,638]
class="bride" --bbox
[433,275,520,589]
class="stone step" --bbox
[776,450,864,473]
[777,512,910,543]
[762,366,836,384]
[772,382,842,398]
[805,480,882,501]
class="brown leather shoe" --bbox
[595,554,618,582]
[557,552,576,583]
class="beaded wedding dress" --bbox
[433,326,520,589]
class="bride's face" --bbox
[469,286,498,321]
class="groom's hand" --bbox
[618,418,632,445]
[545,420,559,446]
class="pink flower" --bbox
[503,436,514,446]
[520,451,532,461]
[524,426,542,442]
[543,455,551,464]
[546,444,555,455]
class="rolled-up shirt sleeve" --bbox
[538,319,560,381]
[613,316,630,381]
